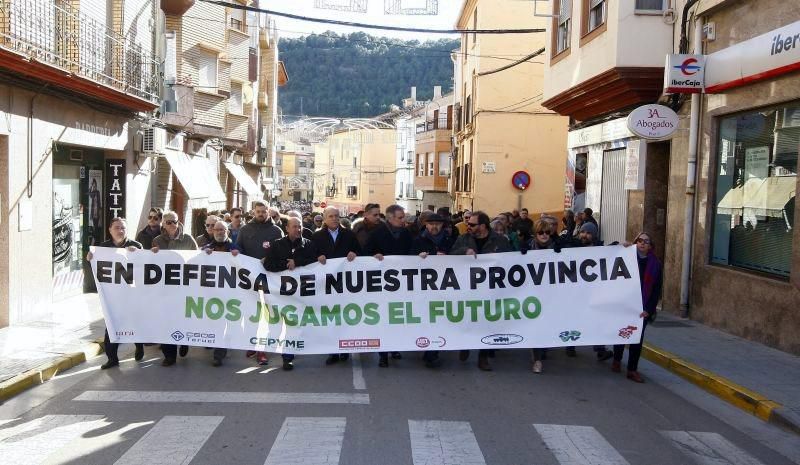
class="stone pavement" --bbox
[0,294,105,398]
[645,311,800,434]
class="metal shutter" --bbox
[600,148,628,244]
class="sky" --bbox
[258,0,464,41]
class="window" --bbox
[418,153,425,176]
[428,153,434,176]
[399,181,404,198]
[635,0,665,11]
[352,156,357,168]
[229,5,245,32]
[587,0,605,33]
[229,83,243,114]
[198,50,218,88]
[465,95,472,125]
[472,9,477,45]
[438,152,451,176]
[555,0,571,54]
[711,103,799,278]
[298,160,306,168]
[346,185,358,197]
[406,183,415,198]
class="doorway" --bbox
[643,142,671,262]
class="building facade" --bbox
[414,89,454,213]
[314,128,397,215]
[452,0,569,217]
[543,0,800,354]
[275,139,314,202]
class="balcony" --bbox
[415,116,451,134]
[0,0,159,112]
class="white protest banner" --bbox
[90,246,644,354]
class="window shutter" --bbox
[559,0,571,20]
[635,0,664,10]
[590,0,604,8]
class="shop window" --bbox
[711,103,799,278]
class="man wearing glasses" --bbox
[451,211,512,371]
[229,207,243,244]
[136,207,162,249]
[195,215,219,248]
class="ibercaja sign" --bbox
[664,54,705,94]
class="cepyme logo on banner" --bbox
[664,54,705,94]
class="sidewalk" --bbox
[644,311,800,435]
[0,293,105,402]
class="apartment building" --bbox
[543,0,800,354]
[452,0,569,217]
[314,128,397,215]
[414,88,453,213]
[0,0,159,324]
[275,140,315,202]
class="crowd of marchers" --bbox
[86,201,662,384]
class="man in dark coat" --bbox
[87,217,144,370]
[351,203,382,250]
[451,211,512,371]
[411,213,456,368]
[263,217,320,370]
[135,207,162,249]
[366,205,413,367]
[195,214,218,248]
[312,206,361,365]
[202,220,239,367]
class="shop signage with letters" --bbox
[105,159,126,228]
[627,104,679,140]
[664,54,705,94]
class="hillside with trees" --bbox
[278,32,458,118]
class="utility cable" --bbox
[477,47,545,76]
[197,0,545,35]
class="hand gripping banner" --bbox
[90,246,645,354]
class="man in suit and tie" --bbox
[311,206,361,365]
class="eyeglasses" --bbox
[636,238,652,245]
[536,231,550,236]
[165,220,177,225]
[205,223,216,228]
[467,222,480,228]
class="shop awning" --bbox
[164,152,227,203]
[223,162,263,198]
[716,176,796,218]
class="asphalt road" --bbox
[1,345,799,465]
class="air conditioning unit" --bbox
[138,127,166,155]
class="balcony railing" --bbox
[415,116,452,134]
[0,0,159,104]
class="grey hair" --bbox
[162,210,178,222]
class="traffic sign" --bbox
[512,171,531,191]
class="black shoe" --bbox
[179,346,189,357]
[340,353,350,361]
[325,354,340,365]
[391,351,402,360]
[283,360,294,371]
[425,358,442,369]
[161,358,176,367]
[378,356,388,368]
[101,359,119,370]
[212,358,222,367]
[459,350,470,361]
[597,350,613,362]
[566,347,577,358]
[134,345,144,361]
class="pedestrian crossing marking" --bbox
[0,414,105,465]
[409,420,487,465]
[533,424,630,465]
[261,367,279,374]
[114,416,223,465]
[73,390,371,404]
[660,431,767,465]
[264,417,346,465]
[352,353,366,390]
[237,367,260,374]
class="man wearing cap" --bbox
[411,213,457,368]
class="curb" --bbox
[642,343,798,435]
[0,340,104,403]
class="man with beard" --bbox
[136,207,162,249]
[366,204,413,367]
[263,217,320,370]
[195,214,219,248]
[312,206,361,365]
[236,200,284,365]
[451,211,512,371]
[352,203,382,250]
[411,213,456,368]
[152,211,198,366]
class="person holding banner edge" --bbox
[312,206,361,365]
[451,211,512,371]
[263,217,320,370]
[151,210,198,367]
[86,217,145,370]
[614,232,663,383]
